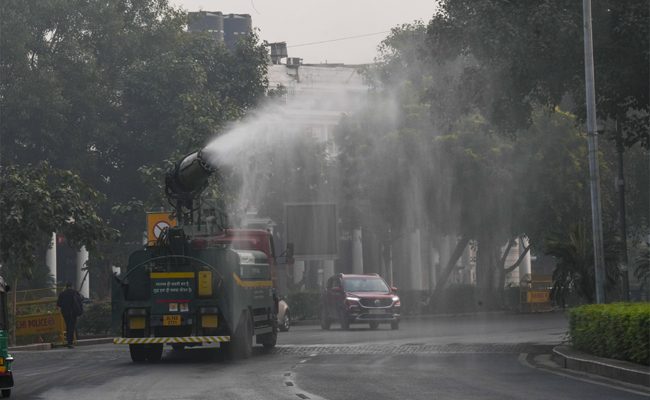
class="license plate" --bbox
[369,309,385,314]
[164,315,181,326]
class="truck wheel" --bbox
[261,326,277,350]
[129,344,147,362]
[369,322,379,330]
[339,309,350,331]
[279,310,291,332]
[320,311,331,330]
[147,344,163,362]
[227,310,253,360]
[2,389,11,397]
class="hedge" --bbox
[569,302,650,365]
[77,300,112,335]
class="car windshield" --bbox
[344,278,389,292]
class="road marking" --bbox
[284,373,292,377]
[299,360,307,363]
[285,382,294,386]
[310,354,317,357]
[518,353,650,396]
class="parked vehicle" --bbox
[0,277,13,397]
[277,297,291,332]
[320,274,400,330]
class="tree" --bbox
[545,223,622,304]
[0,162,120,285]
[425,0,649,149]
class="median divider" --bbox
[9,337,116,352]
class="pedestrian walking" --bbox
[57,282,82,348]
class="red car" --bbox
[321,273,401,330]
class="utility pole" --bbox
[616,120,630,301]
[583,0,607,304]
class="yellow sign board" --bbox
[16,313,64,337]
[147,212,177,244]
[527,291,550,303]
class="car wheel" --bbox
[2,389,10,398]
[339,309,350,330]
[391,321,399,330]
[369,321,379,330]
[321,311,331,330]
[279,310,291,332]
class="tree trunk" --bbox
[476,233,496,308]
[432,232,472,307]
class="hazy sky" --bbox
[173,1,440,65]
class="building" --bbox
[188,12,252,51]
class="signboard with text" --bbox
[16,313,65,337]
[150,272,195,314]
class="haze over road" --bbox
[10,312,647,399]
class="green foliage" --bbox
[77,300,111,335]
[545,223,623,305]
[425,0,649,148]
[0,162,121,281]
[286,290,321,320]
[569,302,650,365]
[634,246,650,290]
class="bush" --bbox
[286,290,321,320]
[77,300,112,335]
[569,302,650,365]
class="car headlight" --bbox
[346,297,360,302]
[392,296,399,301]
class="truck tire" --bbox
[147,344,163,362]
[279,310,291,332]
[260,325,277,350]
[320,311,331,330]
[339,309,350,331]
[225,310,253,360]
[129,344,147,362]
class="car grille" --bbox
[359,298,393,307]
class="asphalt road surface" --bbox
[9,312,649,399]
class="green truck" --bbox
[111,149,291,361]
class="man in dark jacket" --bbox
[56,282,77,349]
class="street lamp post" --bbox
[583,0,607,304]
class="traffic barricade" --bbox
[519,273,556,313]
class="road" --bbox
[9,312,649,399]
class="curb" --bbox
[552,345,650,387]
[9,337,115,352]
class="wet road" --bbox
[9,312,648,399]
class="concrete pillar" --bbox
[409,229,422,290]
[46,232,57,286]
[76,247,89,298]
[352,229,363,274]
[323,260,335,284]
[518,236,532,279]
[293,261,305,286]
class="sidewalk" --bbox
[8,337,115,352]
[552,345,650,388]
